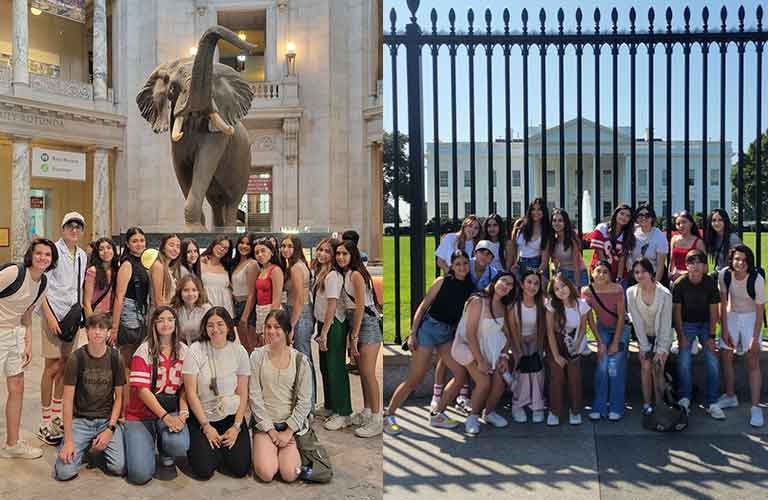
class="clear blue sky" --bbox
[384,0,765,159]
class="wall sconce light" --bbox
[285,43,296,76]
[189,46,198,56]
[237,54,246,62]
[238,31,247,41]
[30,7,42,15]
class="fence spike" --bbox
[449,8,456,33]
[758,5,764,31]
[558,8,565,32]
[540,8,546,34]
[666,7,673,31]
[486,8,492,34]
[522,8,529,34]
[407,0,420,23]
[684,6,691,31]
[739,5,745,31]
[594,8,601,33]
[430,8,437,34]
[612,7,619,33]
[389,8,397,33]
[468,8,475,34]
[649,7,655,32]
[721,6,728,32]
[576,8,583,33]
[703,6,709,32]
[503,8,510,34]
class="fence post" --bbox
[405,1,426,315]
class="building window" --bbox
[464,202,472,216]
[439,202,449,219]
[711,169,720,186]
[512,201,522,218]
[710,199,720,212]
[463,170,471,188]
[217,10,268,81]
[603,201,612,218]
[638,169,648,187]
[439,171,449,188]
[546,170,556,188]
[512,170,521,188]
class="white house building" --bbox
[426,118,733,227]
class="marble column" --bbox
[369,143,384,264]
[11,0,29,87]
[92,0,108,100]
[92,148,110,238]
[11,138,30,260]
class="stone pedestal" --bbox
[11,0,29,87]
[92,0,108,100]
[92,148,110,238]
[11,138,30,260]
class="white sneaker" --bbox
[608,412,622,421]
[383,415,402,436]
[52,416,64,435]
[429,395,441,413]
[588,412,602,421]
[547,412,560,426]
[569,412,582,425]
[512,407,528,423]
[464,415,480,436]
[0,440,43,459]
[324,414,352,431]
[707,404,726,420]
[429,411,460,429]
[455,395,472,414]
[351,408,372,426]
[678,398,691,414]
[355,414,383,438]
[315,406,333,419]
[532,410,545,423]
[481,411,508,428]
[718,394,739,409]
[750,406,765,427]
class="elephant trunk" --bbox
[188,26,259,114]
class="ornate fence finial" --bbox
[430,8,437,35]
[449,8,456,34]
[522,8,529,34]
[407,0,420,23]
[558,8,565,34]
[758,5,764,31]
[594,7,601,33]
[666,7,673,32]
[486,8,492,34]
[576,8,583,34]
[684,6,691,32]
[503,8,510,35]
[649,7,655,32]
[721,6,728,32]
[468,8,475,34]
[738,5,745,31]
[611,8,619,33]
[389,8,397,34]
[703,6,709,32]
[630,7,637,33]
[540,8,546,34]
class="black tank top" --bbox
[427,275,474,326]
[124,253,149,309]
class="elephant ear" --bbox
[136,67,171,133]
[211,65,255,127]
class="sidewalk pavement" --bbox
[0,318,382,500]
[384,398,768,500]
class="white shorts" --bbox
[719,312,761,355]
[0,327,25,377]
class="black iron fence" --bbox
[384,1,768,344]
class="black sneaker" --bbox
[155,462,177,481]
[36,423,62,446]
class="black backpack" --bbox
[722,267,767,327]
[0,263,47,311]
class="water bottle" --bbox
[297,465,313,481]
[607,356,617,378]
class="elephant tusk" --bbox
[171,115,185,142]
[209,112,234,136]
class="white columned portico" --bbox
[92,148,110,238]
[92,0,108,100]
[11,138,31,259]
[11,0,29,87]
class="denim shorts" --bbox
[233,300,257,327]
[518,256,549,280]
[557,268,590,287]
[415,314,454,347]
[348,311,382,345]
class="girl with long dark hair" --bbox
[180,239,201,278]
[669,210,706,283]
[200,236,234,317]
[704,208,742,272]
[589,204,636,286]
[149,234,182,307]
[510,198,552,279]
[483,214,512,270]
[231,234,259,352]
[434,215,481,273]
[240,238,284,347]
[550,208,588,288]
[83,237,119,317]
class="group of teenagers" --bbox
[0,211,384,485]
[385,199,766,437]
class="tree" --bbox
[384,131,412,205]
[732,130,768,222]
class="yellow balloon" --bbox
[141,248,159,269]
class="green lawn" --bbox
[384,233,768,343]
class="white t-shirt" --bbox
[718,269,767,313]
[313,270,346,323]
[434,233,475,264]
[182,340,250,422]
[516,233,542,259]
[0,265,45,331]
[631,226,669,272]
[518,302,539,337]
[545,298,591,334]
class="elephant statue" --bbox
[136,26,258,230]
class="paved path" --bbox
[384,399,768,500]
[0,319,382,500]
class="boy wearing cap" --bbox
[37,212,88,445]
[671,249,724,419]
[469,240,501,290]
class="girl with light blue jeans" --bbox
[510,198,552,282]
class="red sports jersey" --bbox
[589,222,627,281]
[125,342,188,421]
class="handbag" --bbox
[151,355,179,414]
[118,259,148,346]
[516,352,543,373]
[343,273,383,334]
[57,256,84,343]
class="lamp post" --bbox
[286,42,296,76]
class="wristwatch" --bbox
[232,421,242,431]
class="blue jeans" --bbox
[592,324,628,416]
[54,418,125,481]
[124,414,190,485]
[677,322,720,405]
[287,303,317,409]
[557,268,590,288]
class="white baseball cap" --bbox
[475,240,495,256]
[61,211,85,227]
